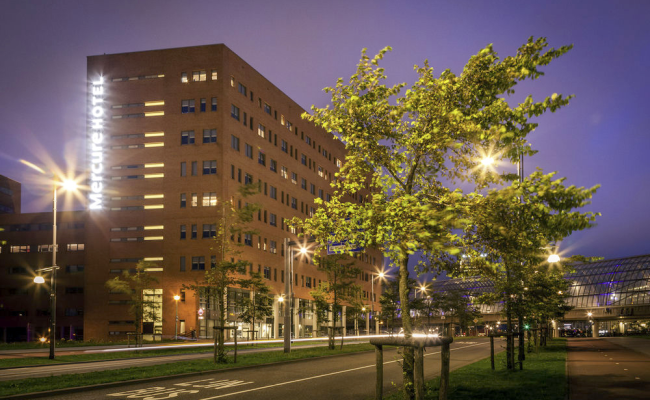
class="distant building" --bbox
[0,175,21,214]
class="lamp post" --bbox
[173,295,180,340]
[283,238,312,353]
[370,271,384,335]
[30,173,77,360]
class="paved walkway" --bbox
[567,338,650,400]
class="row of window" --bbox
[6,264,85,275]
[181,70,217,83]
[179,161,217,178]
[180,192,217,208]
[181,97,217,113]
[0,222,84,232]
[180,129,217,145]
[5,244,84,254]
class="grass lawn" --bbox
[0,343,375,397]
[387,338,567,400]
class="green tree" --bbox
[309,255,361,349]
[184,184,260,363]
[297,38,577,396]
[434,289,482,336]
[238,271,274,340]
[379,278,400,334]
[105,260,160,346]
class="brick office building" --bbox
[84,44,383,341]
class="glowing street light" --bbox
[173,295,181,340]
[283,238,315,353]
[370,271,387,335]
[547,254,561,263]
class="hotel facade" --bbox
[0,44,384,342]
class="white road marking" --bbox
[197,341,488,399]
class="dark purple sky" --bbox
[0,0,648,261]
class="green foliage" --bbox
[432,289,482,335]
[237,272,274,338]
[309,254,361,349]
[105,261,160,342]
[183,183,260,363]
[296,37,587,397]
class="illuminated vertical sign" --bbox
[88,76,104,210]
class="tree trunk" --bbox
[398,253,415,399]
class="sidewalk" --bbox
[567,338,650,400]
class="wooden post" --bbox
[440,341,450,400]
[375,345,383,400]
[490,335,495,370]
[415,346,424,400]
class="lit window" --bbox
[203,160,217,175]
[211,70,217,80]
[203,129,217,143]
[258,124,266,138]
[67,243,85,251]
[291,172,297,184]
[281,115,285,125]
[280,166,288,179]
[318,166,324,177]
[270,240,277,254]
[193,71,206,82]
[10,245,31,253]
[230,76,235,87]
[191,193,198,207]
[203,192,217,206]
[181,130,195,145]
[181,72,188,83]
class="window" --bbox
[301,178,307,190]
[244,173,253,184]
[192,256,205,270]
[270,186,277,199]
[319,189,324,199]
[181,72,188,83]
[200,98,206,112]
[286,120,292,131]
[191,161,198,176]
[211,70,217,80]
[243,112,247,126]
[310,184,316,195]
[306,136,312,145]
[231,135,240,151]
[202,224,216,238]
[66,264,85,273]
[258,123,266,138]
[244,233,253,246]
[67,243,85,251]
[231,104,240,120]
[270,240,277,254]
[280,166,288,179]
[291,197,297,209]
[238,83,247,96]
[301,154,307,165]
[180,256,186,271]
[202,192,217,206]
[211,97,217,111]
[191,224,197,239]
[245,144,253,158]
[264,103,271,114]
[263,267,271,280]
[270,213,277,226]
[336,158,342,168]
[181,130,195,145]
[180,162,187,177]
[281,140,287,153]
[318,166,324,177]
[180,225,186,239]
[191,193,198,207]
[193,71,206,81]
[203,160,217,175]
[230,76,235,87]
[281,114,285,124]
[291,172,297,184]
[258,152,266,166]
[180,193,186,208]
[306,276,312,288]
[270,159,277,172]
[203,129,217,143]
[10,245,30,253]
[181,99,195,114]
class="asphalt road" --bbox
[45,338,496,400]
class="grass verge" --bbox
[387,338,567,400]
[0,343,374,397]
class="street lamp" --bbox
[283,238,315,353]
[27,163,78,360]
[173,295,181,340]
[370,271,385,335]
